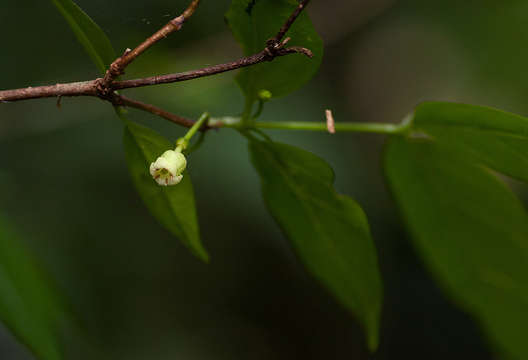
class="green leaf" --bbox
[0,217,65,360]
[51,0,116,74]
[412,102,528,183]
[385,103,528,359]
[249,140,382,351]
[123,121,209,262]
[225,0,323,102]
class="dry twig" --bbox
[0,0,313,130]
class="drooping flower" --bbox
[149,150,187,186]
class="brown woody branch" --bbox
[0,47,311,103]
[110,94,202,129]
[273,0,311,44]
[0,0,313,130]
[100,0,201,91]
[0,80,97,102]
[112,46,312,90]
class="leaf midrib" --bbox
[420,123,528,141]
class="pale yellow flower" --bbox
[149,150,187,186]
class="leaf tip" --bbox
[366,329,380,353]
[194,247,210,264]
[363,306,381,353]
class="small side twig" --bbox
[273,0,311,43]
[100,0,201,91]
[111,94,204,129]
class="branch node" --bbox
[95,78,114,100]
[170,15,185,28]
[264,37,288,60]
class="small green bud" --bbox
[258,89,272,102]
[149,150,187,186]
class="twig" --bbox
[0,0,314,131]
[112,47,312,90]
[0,80,97,102]
[0,47,312,102]
[100,0,201,90]
[273,0,311,43]
[111,94,212,129]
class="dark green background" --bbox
[1,0,527,358]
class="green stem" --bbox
[176,112,210,152]
[213,114,413,135]
[241,98,254,124]
[252,100,265,120]
[254,121,407,134]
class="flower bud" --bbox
[258,89,272,102]
[149,150,187,186]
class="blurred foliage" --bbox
[2,0,528,359]
[0,218,65,360]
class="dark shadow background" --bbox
[1,0,527,358]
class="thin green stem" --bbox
[213,114,413,135]
[252,100,265,119]
[176,112,210,152]
[185,112,210,141]
[254,121,408,134]
[241,98,255,124]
